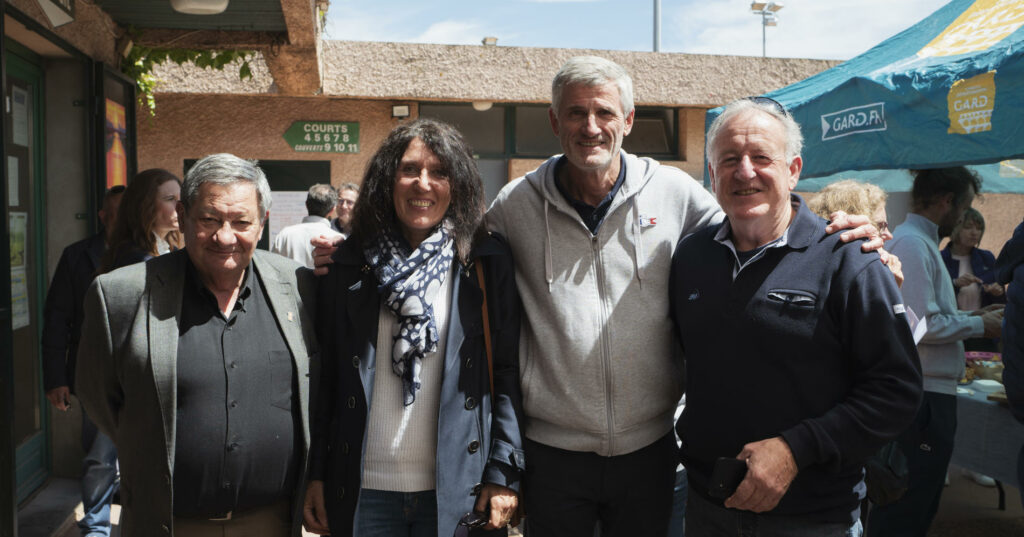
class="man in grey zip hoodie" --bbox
[486,57,718,536]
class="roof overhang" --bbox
[94,0,325,95]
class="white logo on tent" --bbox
[821,103,888,141]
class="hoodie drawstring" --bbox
[544,198,554,293]
[632,196,645,287]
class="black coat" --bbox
[309,233,525,537]
[41,232,105,392]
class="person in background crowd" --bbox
[303,118,524,537]
[995,218,1024,507]
[868,167,1003,537]
[331,182,360,237]
[41,185,124,537]
[671,97,921,537]
[809,179,902,286]
[99,168,182,272]
[77,154,318,536]
[941,207,1005,353]
[272,184,342,268]
[941,207,1005,487]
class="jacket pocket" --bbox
[766,289,817,308]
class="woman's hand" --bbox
[954,273,983,288]
[475,483,518,530]
[984,282,1005,297]
[303,480,330,535]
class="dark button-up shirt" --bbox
[173,257,301,517]
[554,154,627,235]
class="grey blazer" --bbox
[75,249,319,537]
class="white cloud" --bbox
[415,20,488,45]
[667,0,950,60]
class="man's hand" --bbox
[983,282,1005,297]
[981,309,1004,339]
[302,480,330,535]
[310,235,344,276]
[882,249,903,288]
[46,386,70,411]
[954,274,983,288]
[474,483,518,530]
[825,211,885,254]
[724,437,798,513]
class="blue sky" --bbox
[324,0,951,60]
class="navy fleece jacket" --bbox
[669,195,922,523]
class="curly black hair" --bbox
[350,118,485,262]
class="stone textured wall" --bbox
[324,42,837,107]
[155,40,837,108]
[9,0,119,65]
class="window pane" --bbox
[476,159,507,205]
[515,106,562,156]
[419,104,504,154]
[622,109,675,156]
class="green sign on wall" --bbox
[283,121,360,153]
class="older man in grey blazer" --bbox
[76,153,318,537]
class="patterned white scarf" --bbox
[364,223,455,405]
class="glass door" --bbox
[6,41,48,502]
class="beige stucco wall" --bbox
[139,94,416,185]
[155,40,838,108]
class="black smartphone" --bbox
[708,457,748,499]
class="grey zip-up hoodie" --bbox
[487,151,723,456]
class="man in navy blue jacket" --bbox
[996,218,1024,506]
[669,98,922,535]
[41,185,123,537]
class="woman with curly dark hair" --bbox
[100,168,182,272]
[304,118,525,537]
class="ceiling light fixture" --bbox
[170,0,229,15]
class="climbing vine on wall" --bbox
[122,46,255,114]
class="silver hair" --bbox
[182,153,272,217]
[551,56,635,116]
[338,182,360,193]
[705,99,804,167]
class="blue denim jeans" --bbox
[686,487,863,537]
[78,412,119,537]
[356,489,438,537]
[667,468,688,537]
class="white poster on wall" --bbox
[268,191,309,246]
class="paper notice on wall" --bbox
[11,267,29,330]
[12,86,28,147]
[268,191,310,246]
[7,157,17,207]
[9,211,26,269]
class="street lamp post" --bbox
[750,2,784,57]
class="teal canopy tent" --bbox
[704,0,1024,193]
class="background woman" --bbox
[810,179,902,286]
[941,208,1005,352]
[100,168,182,272]
[304,118,524,537]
